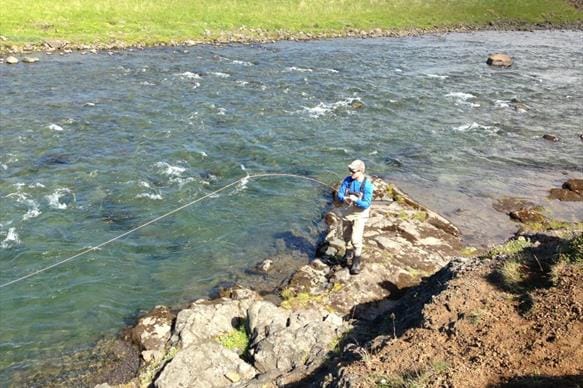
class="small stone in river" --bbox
[255,259,273,273]
[84,102,96,107]
[350,100,365,110]
[579,133,583,141]
[5,56,19,64]
[543,134,559,142]
[486,53,513,67]
[22,57,39,63]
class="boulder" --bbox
[5,56,18,64]
[174,297,257,348]
[155,341,257,388]
[486,53,513,67]
[247,302,346,374]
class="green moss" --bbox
[280,291,325,310]
[216,324,250,353]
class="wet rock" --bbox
[580,133,583,141]
[509,208,546,224]
[543,134,560,142]
[549,179,583,201]
[563,179,583,194]
[287,264,329,295]
[255,259,273,273]
[486,53,513,67]
[549,188,583,201]
[350,100,365,109]
[22,57,39,63]
[5,56,18,64]
[493,197,536,214]
[155,341,257,388]
[510,98,529,112]
[129,305,174,363]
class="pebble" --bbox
[5,56,19,64]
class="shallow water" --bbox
[1,31,582,382]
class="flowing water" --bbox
[1,31,582,383]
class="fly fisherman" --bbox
[336,159,374,275]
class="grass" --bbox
[216,323,250,354]
[492,233,582,294]
[489,236,533,257]
[375,360,450,387]
[1,0,581,51]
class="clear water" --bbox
[1,31,582,382]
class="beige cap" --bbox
[348,159,365,172]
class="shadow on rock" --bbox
[287,261,460,387]
[492,374,583,387]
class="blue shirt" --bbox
[337,176,373,209]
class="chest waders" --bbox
[344,177,367,275]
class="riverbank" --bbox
[18,178,582,387]
[1,0,582,55]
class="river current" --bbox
[1,31,582,382]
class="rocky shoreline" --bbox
[15,176,582,387]
[86,178,466,387]
[2,21,583,59]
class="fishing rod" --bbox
[0,173,337,290]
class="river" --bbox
[1,30,582,383]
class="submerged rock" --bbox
[509,207,546,224]
[487,53,513,67]
[543,133,560,142]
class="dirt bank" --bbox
[296,231,583,387]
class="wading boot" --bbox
[350,256,362,275]
[342,250,354,267]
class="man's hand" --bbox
[349,194,359,203]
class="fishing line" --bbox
[0,173,336,290]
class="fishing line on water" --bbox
[0,173,336,290]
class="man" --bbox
[336,159,374,275]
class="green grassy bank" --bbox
[1,0,582,51]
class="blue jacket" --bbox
[337,176,373,209]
